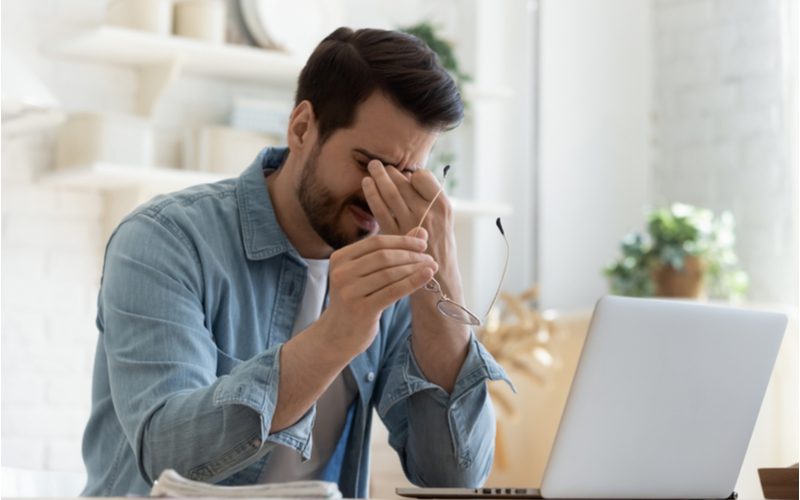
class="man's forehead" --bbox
[344,92,439,167]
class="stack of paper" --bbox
[150,469,343,499]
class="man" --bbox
[82,27,510,497]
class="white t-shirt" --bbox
[259,257,358,483]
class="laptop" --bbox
[397,295,787,499]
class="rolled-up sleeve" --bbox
[101,214,313,486]
[376,326,514,487]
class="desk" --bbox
[0,497,771,500]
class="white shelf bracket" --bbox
[138,57,184,117]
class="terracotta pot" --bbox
[652,255,705,298]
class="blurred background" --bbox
[1,0,797,498]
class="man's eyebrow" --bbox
[353,148,420,172]
[353,148,395,166]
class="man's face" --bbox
[296,92,439,250]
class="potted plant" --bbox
[400,21,471,95]
[604,203,749,300]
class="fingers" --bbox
[365,263,435,310]
[327,225,438,333]
[350,227,436,307]
[334,233,427,261]
[353,248,435,277]
[351,261,437,298]
[330,229,434,288]
[381,162,420,201]
[366,160,415,226]
[333,231,434,285]
[406,227,428,239]
[409,169,442,201]
[362,176,399,234]
[330,243,436,314]
[408,225,429,240]
[362,160,451,236]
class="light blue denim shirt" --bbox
[82,147,512,497]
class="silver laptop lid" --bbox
[540,296,786,499]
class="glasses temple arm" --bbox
[413,186,445,238]
[413,165,450,238]
[483,217,510,318]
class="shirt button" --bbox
[366,372,375,383]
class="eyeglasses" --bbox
[413,166,509,326]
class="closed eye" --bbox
[354,154,413,176]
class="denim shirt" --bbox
[81,147,512,497]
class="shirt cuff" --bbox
[264,405,316,461]
[212,343,316,460]
[379,333,515,415]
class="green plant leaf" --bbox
[604,203,748,300]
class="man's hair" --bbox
[295,27,464,144]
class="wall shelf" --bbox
[47,27,514,116]
[44,163,227,190]
[49,26,303,84]
[47,26,303,115]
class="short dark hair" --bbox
[295,27,464,144]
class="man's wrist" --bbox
[312,308,377,360]
[428,236,464,300]
[433,265,466,304]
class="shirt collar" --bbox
[236,147,299,261]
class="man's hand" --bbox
[360,158,470,393]
[272,229,436,432]
[361,159,461,301]
[322,230,438,356]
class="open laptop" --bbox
[397,295,787,499]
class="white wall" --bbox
[537,0,653,310]
[2,0,114,484]
[0,1,268,484]
[652,0,797,307]
[1,134,103,478]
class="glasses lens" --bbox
[437,299,481,326]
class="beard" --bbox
[296,146,374,250]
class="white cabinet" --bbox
[48,26,302,115]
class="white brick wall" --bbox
[1,0,283,478]
[652,0,795,304]
[1,140,102,478]
[2,0,135,480]
[1,131,103,474]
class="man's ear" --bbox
[287,100,317,152]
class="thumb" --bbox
[407,226,428,241]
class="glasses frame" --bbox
[413,167,509,326]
